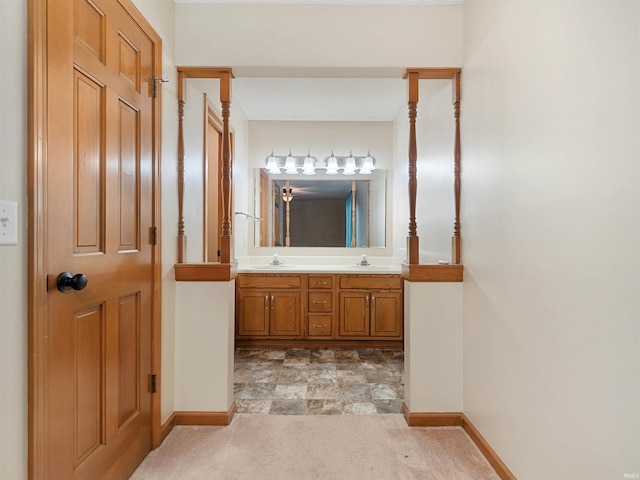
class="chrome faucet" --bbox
[271,253,282,265]
[358,254,370,266]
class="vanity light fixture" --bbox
[264,150,375,175]
[282,187,294,202]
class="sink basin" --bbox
[345,265,390,270]
[247,264,294,269]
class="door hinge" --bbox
[152,76,169,98]
[150,226,158,245]
[150,374,157,394]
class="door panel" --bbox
[118,293,140,427]
[74,70,105,254]
[74,304,105,464]
[339,292,369,337]
[237,291,270,336]
[118,101,140,251]
[270,292,301,336]
[370,292,402,337]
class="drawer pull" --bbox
[313,281,328,285]
[312,324,326,328]
[312,300,327,304]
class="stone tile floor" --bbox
[234,347,405,415]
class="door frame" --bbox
[27,0,163,477]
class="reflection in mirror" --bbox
[254,169,386,248]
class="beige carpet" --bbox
[130,414,500,480]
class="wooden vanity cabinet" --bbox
[236,274,302,338]
[338,275,402,340]
[236,273,402,345]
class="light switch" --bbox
[0,200,18,246]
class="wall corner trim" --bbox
[402,404,517,480]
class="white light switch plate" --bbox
[0,200,18,245]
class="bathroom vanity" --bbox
[235,270,403,348]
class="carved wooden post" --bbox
[177,71,187,263]
[452,72,462,264]
[407,71,420,264]
[285,180,291,247]
[351,180,357,247]
[219,71,234,263]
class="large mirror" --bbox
[254,169,386,248]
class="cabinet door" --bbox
[370,291,402,337]
[270,291,301,336]
[339,291,369,337]
[237,290,270,336]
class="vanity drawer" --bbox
[308,275,333,289]
[339,275,401,290]
[308,315,332,336]
[308,292,332,313]
[237,274,301,289]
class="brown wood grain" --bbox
[174,262,238,282]
[401,264,463,282]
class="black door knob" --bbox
[57,272,88,292]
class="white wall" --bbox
[132,0,179,427]
[462,1,640,479]
[174,281,235,411]
[176,4,462,68]
[0,2,27,478]
[404,282,463,412]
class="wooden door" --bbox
[237,290,270,336]
[370,292,402,337]
[339,291,370,337]
[29,0,161,478]
[270,291,301,336]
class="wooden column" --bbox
[219,71,233,263]
[175,67,235,267]
[285,180,291,247]
[351,180,357,247]
[177,70,187,263]
[452,72,462,264]
[406,71,420,264]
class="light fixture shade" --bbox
[266,152,280,174]
[302,153,316,175]
[326,153,339,175]
[359,151,375,174]
[343,153,356,175]
[284,152,298,174]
